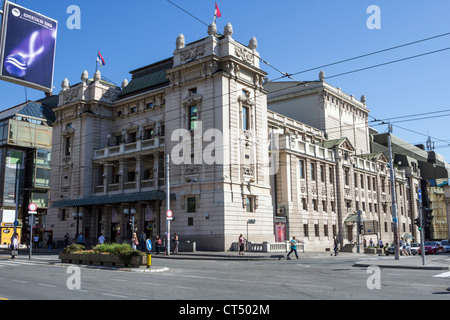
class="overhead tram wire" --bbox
[165,0,296,82]
[274,31,450,82]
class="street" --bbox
[0,252,449,302]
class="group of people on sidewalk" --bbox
[238,235,343,259]
[95,231,180,255]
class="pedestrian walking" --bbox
[139,231,146,251]
[10,233,19,259]
[238,234,246,255]
[98,233,105,244]
[333,236,339,256]
[287,236,299,259]
[33,234,39,250]
[77,233,84,245]
[131,233,138,250]
[155,235,162,254]
[47,234,53,251]
[401,238,409,256]
[172,233,179,254]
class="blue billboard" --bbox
[0,1,58,92]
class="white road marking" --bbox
[433,271,450,278]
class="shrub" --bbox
[63,243,85,254]
[92,243,143,264]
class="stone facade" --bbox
[48,23,274,251]
[47,23,430,252]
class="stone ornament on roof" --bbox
[81,70,89,83]
[224,22,233,38]
[319,70,325,81]
[176,34,185,50]
[208,22,217,37]
[61,78,70,90]
[248,37,258,50]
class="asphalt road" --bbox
[0,253,449,302]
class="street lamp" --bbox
[124,206,136,237]
[72,208,83,237]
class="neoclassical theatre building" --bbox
[48,23,420,251]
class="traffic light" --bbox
[358,221,364,234]
[414,217,422,230]
[425,209,433,228]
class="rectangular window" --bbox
[324,224,329,237]
[320,165,325,182]
[303,224,309,237]
[246,196,254,213]
[313,199,318,211]
[187,197,196,213]
[299,160,304,179]
[302,198,307,210]
[310,163,316,181]
[314,224,319,237]
[242,106,250,131]
[344,169,349,186]
[65,137,72,156]
[188,217,194,226]
[189,106,198,131]
[329,167,334,184]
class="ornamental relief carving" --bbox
[235,46,254,64]
[180,45,206,62]
[63,88,79,103]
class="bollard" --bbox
[147,253,151,268]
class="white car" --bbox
[410,242,420,255]
[441,240,450,253]
[386,242,411,256]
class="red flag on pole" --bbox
[215,2,221,19]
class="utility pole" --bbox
[166,154,170,256]
[387,123,400,260]
[417,191,426,265]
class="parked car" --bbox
[386,242,411,256]
[441,240,450,253]
[418,241,444,255]
[410,242,420,255]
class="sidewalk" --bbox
[2,246,448,271]
[353,255,450,270]
[149,250,333,261]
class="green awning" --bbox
[51,191,175,208]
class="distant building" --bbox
[0,96,57,245]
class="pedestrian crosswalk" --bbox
[433,271,450,278]
[0,256,59,268]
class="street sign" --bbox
[28,203,37,211]
[146,239,152,252]
[418,188,422,201]
[13,220,18,227]
[247,219,256,224]
[28,211,37,215]
[166,209,173,219]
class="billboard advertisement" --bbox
[0,1,57,92]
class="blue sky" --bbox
[1,0,450,160]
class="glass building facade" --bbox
[0,98,56,245]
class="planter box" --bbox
[59,252,146,268]
[364,248,377,254]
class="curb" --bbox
[352,263,449,270]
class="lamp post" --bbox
[72,208,83,238]
[124,206,136,237]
